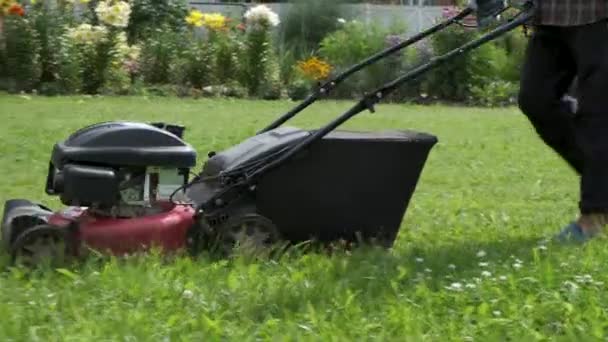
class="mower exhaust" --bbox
[1,0,536,266]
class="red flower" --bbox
[8,3,25,16]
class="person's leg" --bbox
[518,26,583,174]
[567,19,608,233]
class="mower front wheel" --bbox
[10,224,75,268]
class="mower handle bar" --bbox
[257,6,475,134]
[246,1,535,182]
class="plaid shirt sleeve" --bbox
[533,0,608,26]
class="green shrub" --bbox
[318,19,419,101]
[2,16,42,93]
[170,37,216,90]
[101,35,140,95]
[499,27,529,82]
[209,30,242,85]
[28,1,82,95]
[286,78,310,100]
[77,33,114,94]
[279,0,349,59]
[469,80,518,107]
[54,32,84,94]
[139,26,184,85]
[127,0,188,42]
[422,24,510,103]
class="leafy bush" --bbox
[28,2,67,92]
[421,23,510,103]
[318,19,420,101]
[209,28,242,85]
[53,32,84,94]
[498,27,529,82]
[469,80,518,107]
[102,33,141,95]
[65,25,114,94]
[170,37,216,90]
[279,0,349,59]
[2,15,42,93]
[287,77,311,100]
[138,26,184,85]
[1,1,83,94]
[127,0,188,42]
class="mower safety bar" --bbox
[257,6,475,134]
[247,1,535,182]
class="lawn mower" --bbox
[1,0,536,266]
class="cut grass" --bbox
[0,93,605,341]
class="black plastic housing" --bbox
[188,126,437,246]
[50,121,197,169]
[60,164,119,206]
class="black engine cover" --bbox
[50,121,197,169]
[187,126,437,246]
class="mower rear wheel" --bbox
[185,219,214,257]
[10,224,73,268]
[217,214,281,257]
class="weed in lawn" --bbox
[0,94,605,340]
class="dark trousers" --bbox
[518,19,608,214]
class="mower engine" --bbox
[2,122,198,264]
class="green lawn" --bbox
[0,94,605,341]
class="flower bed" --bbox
[0,0,527,106]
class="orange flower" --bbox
[8,3,24,16]
[297,57,332,81]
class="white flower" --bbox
[563,280,579,293]
[415,257,424,263]
[425,268,432,273]
[465,283,477,289]
[67,24,108,45]
[482,271,492,277]
[182,289,194,299]
[448,264,456,270]
[499,275,507,281]
[337,18,346,24]
[446,282,463,291]
[575,274,594,284]
[493,310,502,317]
[96,0,131,28]
[513,262,522,270]
[476,250,486,258]
[479,262,489,267]
[244,5,280,28]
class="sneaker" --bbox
[555,222,596,243]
